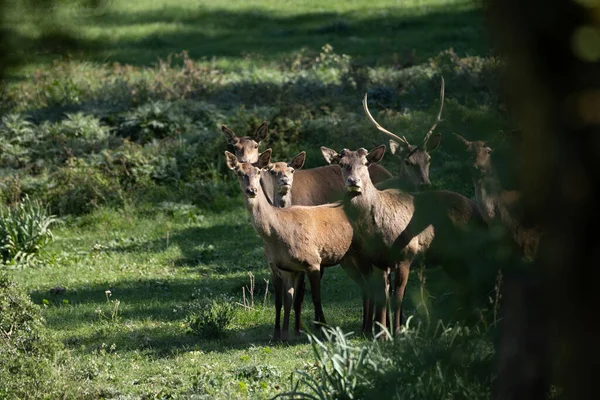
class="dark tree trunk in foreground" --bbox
[485,0,600,398]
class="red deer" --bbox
[453,133,541,260]
[221,123,393,206]
[225,149,358,341]
[321,145,489,335]
[363,77,445,190]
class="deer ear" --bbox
[367,145,386,164]
[425,133,442,152]
[256,148,272,169]
[222,125,239,145]
[289,151,306,170]
[321,146,340,164]
[452,133,472,148]
[224,151,239,170]
[253,121,268,142]
[389,140,400,155]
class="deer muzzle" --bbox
[346,177,362,192]
[245,187,258,197]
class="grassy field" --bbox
[1,0,505,398]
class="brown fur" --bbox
[221,122,268,164]
[322,145,489,335]
[225,149,354,341]
[454,133,541,260]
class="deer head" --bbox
[221,121,269,164]
[264,151,306,195]
[321,145,386,194]
[453,133,493,175]
[362,77,445,187]
[225,148,272,198]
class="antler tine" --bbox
[362,93,409,147]
[423,76,445,145]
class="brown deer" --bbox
[221,123,390,334]
[453,133,541,260]
[222,121,269,163]
[221,123,394,205]
[363,77,445,190]
[225,149,357,341]
[262,152,377,335]
[321,145,489,335]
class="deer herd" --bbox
[222,77,541,341]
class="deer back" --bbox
[291,164,392,206]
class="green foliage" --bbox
[0,195,58,265]
[0,114,38,169]
[118,101,193,143]
[185,293,236,339]
[364,321,495,399]
[277,326,388,400]
[44,158,125,216]
[278,321,494,400]
[0,271,62,398]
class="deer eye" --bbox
[290,168,295,173]
[254,143,259,149]
[269,169,275,175]
[485,147,492,154]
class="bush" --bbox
[0,114,39,169]
[44,158,125,216]
[0,271,62,398]
[277,326,388,400]
[0,195,58,265]
[185,293,235,339]
[278,321,495,400]
[363,321,495,399]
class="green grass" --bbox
[0,0,506,397]
[4,0,486,77]
[10,204,480,398]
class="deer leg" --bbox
[294,272,306,336]
[281,272,296,342]
[341,255,373,335]
[271,267,282,341]
[307,266,326,331]
[372,267,391,340]
[393,262,411,335]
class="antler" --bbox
[362,93,411,148]
[423,76,445,145]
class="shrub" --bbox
[185,293,235,339]
[44,158,124,216]
[363,321,495,399]
[278,321,495,400]
[0,195,58,265]
[0,114,39,169]
[117,101,193,143]
[0,271,62,398]
[276,326,388,400]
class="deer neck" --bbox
[260,173,292,208]
[259,175,275,206]
[244,184,278,238]
[344,176,379,216]
[396,164,417,190]
[274,191,293,208]
[472,167,506,222]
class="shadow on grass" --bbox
[8,4,485,70]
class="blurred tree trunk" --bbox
[485,0,600,398]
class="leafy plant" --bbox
[276,326,387,400]
[118,101,193,143]
[0,114,39,168]
[185,293,235,339]
[0,271,62,398]
[0,195,58,265]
